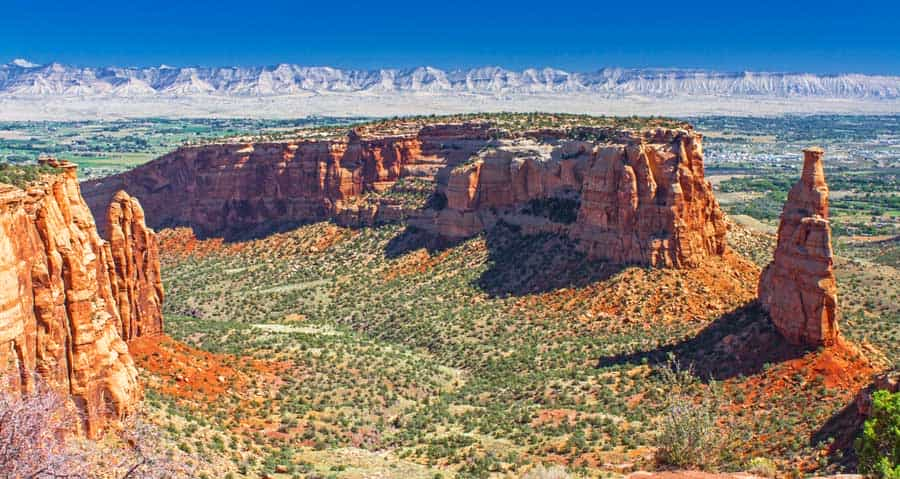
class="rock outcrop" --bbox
[106,190,164,341]
[0,160,162,437]
[759,148,839,347]
[856,370,900,416]
[82,122,727,268]
[439,129,727,267]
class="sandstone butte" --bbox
[0,159,163,437]
[759,148,840,347]
[83,121,728,268]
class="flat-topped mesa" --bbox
[0,162,139,437]
[106,190,164,341]
[759,148,839,347]
[81,119,727,268]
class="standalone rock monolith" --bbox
[759,147,839,346]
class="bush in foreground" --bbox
[1,373,195,478]
[0,376,90,478]
[522,465,571,479]
[654,355,726,470]
[656,400,722,469]
[856,389,900,479]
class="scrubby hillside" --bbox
[138,218,894,478]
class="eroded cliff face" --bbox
[441,129,727,267]
[83,135,429,240]
[106,190,164,341]
[82,123,727,268]
[0,161,161,437]
[759,148,839,347]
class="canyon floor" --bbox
[3,114,897,478]
[130,218,897,478]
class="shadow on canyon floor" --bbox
[166,211,623,297]
[385,221,626,297]
[159,218,324,243]
[596,301,809,381]
[594,299,870,470]
[811,399,864,471]
[384,224,466,258]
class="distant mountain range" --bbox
[3,59,900,99]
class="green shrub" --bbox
[856,390,900,478]
[522,465,570,479]
[656,400,723,469]
[0,162,60,188]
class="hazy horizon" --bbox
[9,57,900,77]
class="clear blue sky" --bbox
[3,0,900,74]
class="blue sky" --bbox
[3,0,900,74]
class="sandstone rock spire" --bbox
[759,147,839,346]
[106,190,164,341]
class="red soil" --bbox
[513,251,760,328]
[128,334,287,403]
[531,408,578,428]
[157,228,244,260]
[382,248,452,282]
[158,225,353,261]
[727,339,877,409]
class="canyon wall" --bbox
[82,123,727,268]
[83,135,432,240]
[439,129,727,267]
[573,132,726,267]
[759,148,840,347]
[0,160,162,437]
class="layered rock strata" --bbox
[83,123,727,268]
[84,134,431,239]
[759,148,839,346]
[0,160,162,437]
[440,129,727,267]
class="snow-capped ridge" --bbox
[1,60,899,100]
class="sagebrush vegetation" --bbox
[139,218,900,478]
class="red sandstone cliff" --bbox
[440,129,727,267]
[83,136,428,239]
[759,148,839,347]
[0,161,162,437]
[82,122,727,268]
[106,190,164,341]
